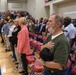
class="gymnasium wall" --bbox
[58,0,76,18]
[8,1,27,11]
[26,0,36,18]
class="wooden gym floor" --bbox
[0,37,21,75]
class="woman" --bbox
[17,17,31,75]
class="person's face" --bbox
[43,18,46,22]
[1,19,3,22]
[19,21,22,26]
[9,22,13,26]
[14,21,19,26]
[4,20,7,24]
[47,15,56,33]
[64,19,69,27]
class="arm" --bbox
[45,61,62,70]
[70,39,74,47]
[37,39,69,70]
[69,28,76,47]
[41,41,54,50]
[36,59,62,70]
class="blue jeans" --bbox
[42,69,68,75]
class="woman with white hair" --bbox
[17,17,31,75]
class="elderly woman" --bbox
[17,17,31,75]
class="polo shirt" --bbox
[43,33,70,71]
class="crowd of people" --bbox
[0,10,76,75]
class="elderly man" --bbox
[36,14,70,75]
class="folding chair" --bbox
[29,57,43,75]
[67,59,72,75]
[37,35,43,43]
[36,42,42,52]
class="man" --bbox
[63,17,76,52]
[11,19,21,72]
[39,17,48,35]
[36,14,70,75]
[7,20,16,59]
[2,18,10,51]
[0,19,4,43]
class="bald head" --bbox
[64,16,72,27]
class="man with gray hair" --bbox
[36,13,70,75]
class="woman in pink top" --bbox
[17,17,30,75]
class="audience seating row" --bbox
[26,38,43,74]
[29,32,47,43]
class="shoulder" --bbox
[22,25,28,31]
[54,34,69,45]
[64,24,75,34]
[21,26,28,33]
[69,23,75,30]
[17,25,21,28]
[13,25,16,27]
[53,34,70,52]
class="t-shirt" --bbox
[43,33,70,71]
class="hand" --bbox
[43,24,45,26]
[42,41,54,50]
[13,28,18,32]
[36,58,44,66]
[14,44,17,47]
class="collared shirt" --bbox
[43,33,70,70]
[64,23,76,42]
[7,25,16,37]
[3,23,9,36]
[52,32,63,40]
[17,25,31,54]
